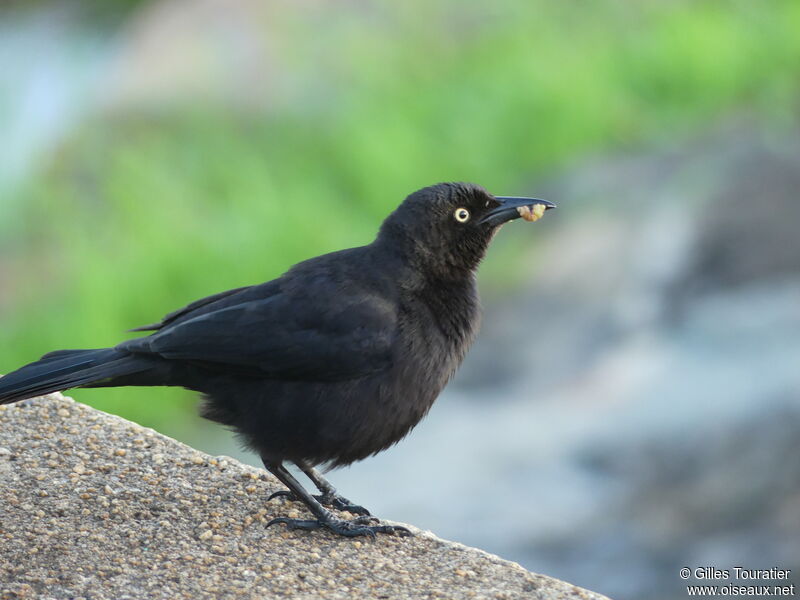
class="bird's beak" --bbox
[480,196,557,226]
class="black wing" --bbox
[129,286,254,332]
[118,288,396,382]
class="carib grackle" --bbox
[0,182,554,538]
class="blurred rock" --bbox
[678,135,800,292]
[465,127,800,393]
[464,126,800,598]
[99,0,359,114]
[102,0,275,111]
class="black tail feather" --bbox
[0,349,152,405]
[40,348,95,361]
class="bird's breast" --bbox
[379,283,481,431]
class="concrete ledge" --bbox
[0,393,609,600]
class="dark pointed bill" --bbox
[480,196,556,226]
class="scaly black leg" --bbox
[267,460,371,515]
[262,456,410,538]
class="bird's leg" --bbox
[301,462,372,515]
[262,457,410,538]
[268,460,370,515]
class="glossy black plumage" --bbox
[0,182,554,537]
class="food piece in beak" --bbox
[481,196,555,226]
[516,203,549,222]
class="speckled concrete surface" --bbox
[0,393,608,600]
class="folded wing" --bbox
[118,289,396,382]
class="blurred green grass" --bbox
[2,0,799,433]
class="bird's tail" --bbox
[0,348,153,405]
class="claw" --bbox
[326,496,371,516]
[352,515,380,525]
[267,515,412,538]
[268,489,371,516]
[267,517,322,531]
[267,490,293,502]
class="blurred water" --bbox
[0,5,108,198]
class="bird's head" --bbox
[378,182,555,277]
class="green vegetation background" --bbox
[2,1,799,438]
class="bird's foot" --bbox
[267,514,411,538]
[268,490,371,516]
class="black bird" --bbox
[0,182,554,538]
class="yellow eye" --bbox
[454,207,470,223]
